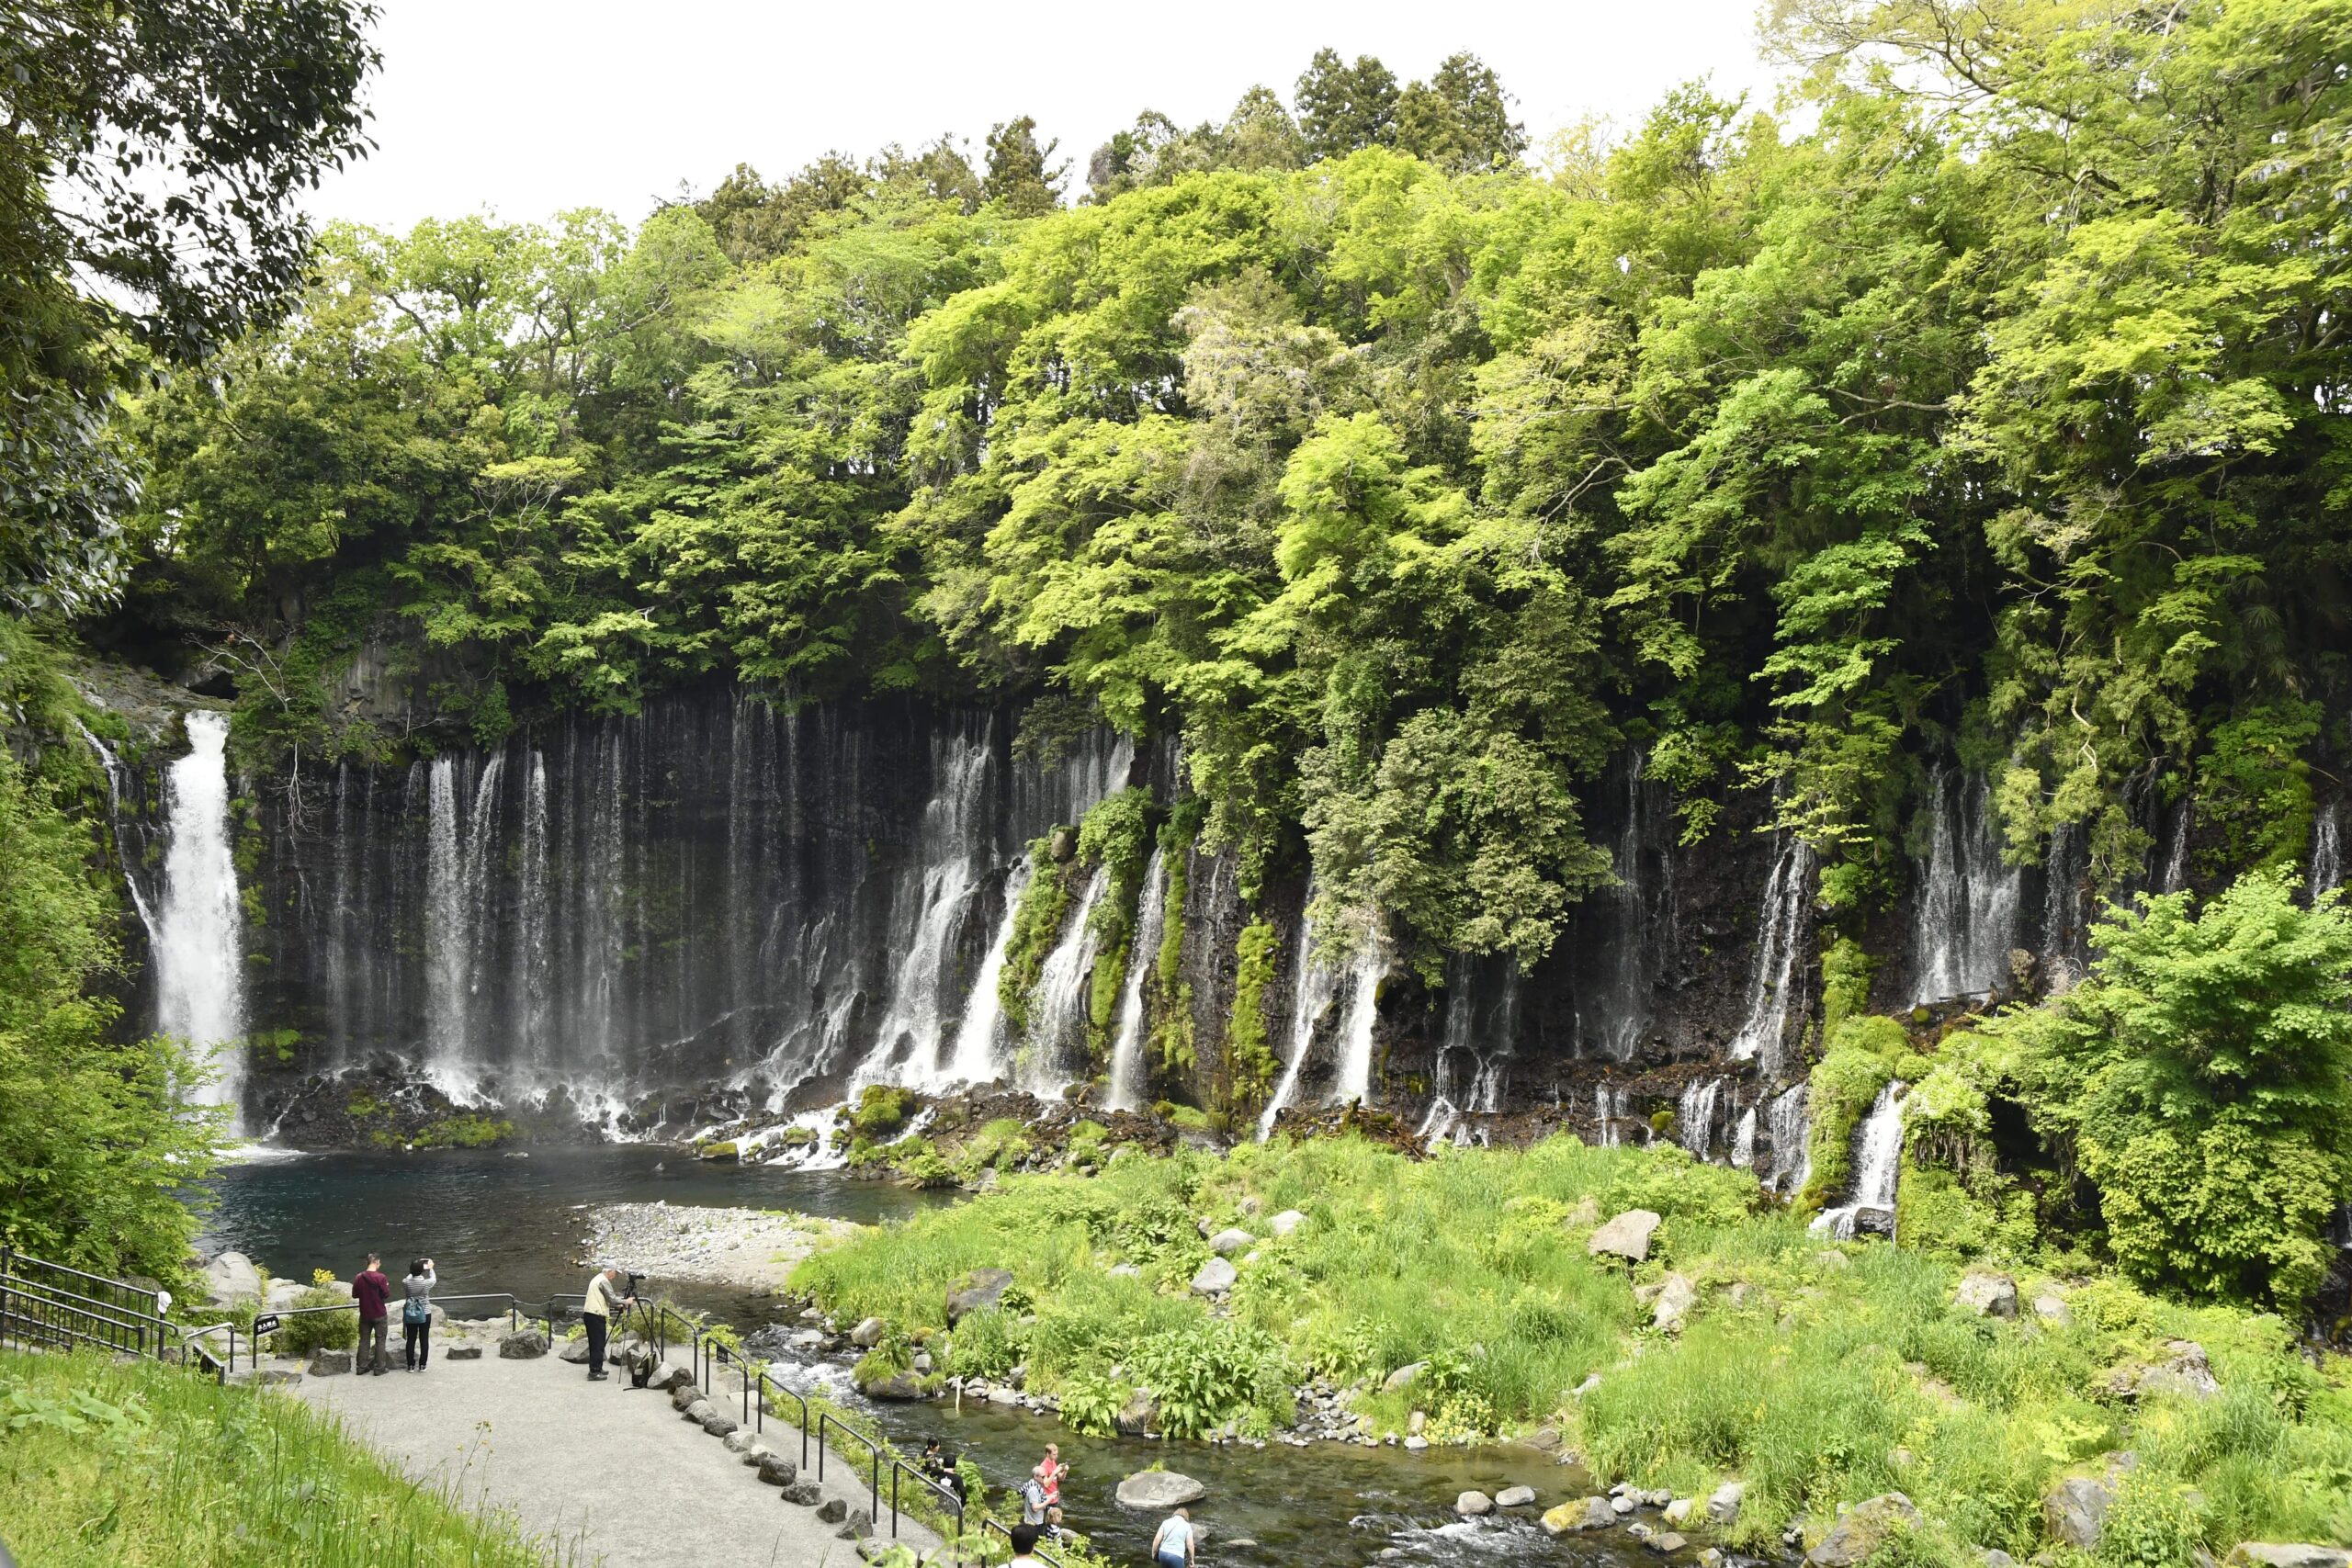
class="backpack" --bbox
[1019,1478,1047,1519]
[403,1293,430,1325]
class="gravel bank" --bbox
[579,1202,854,1291]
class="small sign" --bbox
[252,1313,281,1336]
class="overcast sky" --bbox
[308,0,1784,231]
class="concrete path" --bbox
[287,1330,937,1568]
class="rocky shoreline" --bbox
[578,1202,856,1292]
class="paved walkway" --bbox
[287,1330,937,1568]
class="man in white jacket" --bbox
[581,1265,632,1382]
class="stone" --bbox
[859,1370,925,1401]
[989,1384,1021,1405]
[2030,1292,2073,1325]
[1238,1195,1264,1216]
[1651,1534,1689,1554]
[1208,1227,1255,1257]
[497,1329,548,1359]
[1984,1552,2018,1568]
[306,1348,352,1377]
[1665,1499,1693,1525]
[1403,1435,1429,1451]
[850,1316,888,1348]
[203,1251,263,1304]
[836,1507,872,1540]
[1115,1389,1159,1436]
[558,1337,593,1364]
[1457,1491,1495,1517]
[757,1452,799,1486]
[741,1443,774,1469]
[1954,1272,2020,1319]
[2230,1550,2352,1568]
[671,1382,703,1412]
[1815,1249,1851,1270]
[1708,1481,1746,1526]
[857,1540,895,1563]
[782,1480,823,1506]
[723,1429,757,1455]
[1116,1470,1207,1509]
[1382,1361,1428,1394]
[1541,1498,1616,1535]
[1572,1374,1601,1398]
[442,1344,482,1361]
[1805,1493,1923,1567]
[1497,1485,1537,1509]
[1407,1409,1427,1436]
[789,1328,826,1350]
[1531,1423,1564,1452]
[1190,1258,1238,1296]
[681,1399,716,1426]
[911,1351,933,1373]
[1589,1209,1663,1263]
[1270,1209,1306,1237]
[2135,1341,2222,1401]
[2044,1477,2110,1551]
[700,1410,740,1438]
[816,1496,848,1525]
[1612,1495,1637,1517]
[944,1268,1013,1324]
[1653,1273,1698,1334]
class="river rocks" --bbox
[2045,1476,2110,1550]
[1270,1209,1306,1237]
[203,1251,264,1304]
[307,1348,352,1376]
[498,1329,548,1359]
[2231,1548,2352,1568]
[1496,1486,1537,1509]
[1650,1534,1689,1554]
[2031,1292,2073,1325]
[836,1506,872,1540]
[816,1496,848,1525]
[1589,1210,1662,1263]
[782,1479,822,1506]
[723,1428,757,1455]
[442,1344,482,1361]
[701,1409,740,1438]
[558,1337,593,1364]
[1954,1272,2019,1318]
[2132,1341,2222,1401]
[1383,1361,1427,1394]
[1403,1435,1428,1451]
[1190,1258,1238,1296]
[1708,1482,1746,1526]
[1543,1498,1615,1535]
[758,1452,799,1486]
[1117,1470,1207,1509]
[1653,1273,1698,1334]
[1805,1493,1922,1566]
[1116,1389,1159,1436]
[1457,1491,1495,1517]
[850,1316,888,1348]
[945,1268,1013,1323]
[1612,1495,1637,1516]
[1208,1227,1255,1257]
[859,1369,925,1401]
[1665,1498,1693,1525]
[653,1362,695,1393]
[681,1399,716,1426]
[671,1380,704,1412]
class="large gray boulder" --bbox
[1208,1228,1255,1257]
[945,1269,1013,1324]
[680,1399,715,1426]
[306,1348,352,1377]
[1954,1272,2019,1318]
[2044,1477,2110,1551]
[850,1316,888,1348]
[203,1251,263,1304]
[442,1344,482,1361]
[1542,1498,1615,1535]
[1270,1209,1306,1237]
[1496,1486,1537,1509]
[782,1479,823,1506]
[858,1368,925,1401]
[497,1329,548,1359]
[653,1362,696,1393]
[2231,1549,2352,1568]
[1708,1482,1746,1526]
[1653,1273,1698,1334]
[1383,1361,1427,1394]
[1190,1258,1238,1296]
[700,1409,740,1438]
[1116,1470,1207,1509]
[1805,1493,1922,1566]
[558,1336,593,1364]
[1456,1491,1495,1517]
[1588,1210,1662,1263]
[2134,1341,2222,1401]
[757,1452,799,1486]
[816,1496,848,1525]
[670,1380,704,1412]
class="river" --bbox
[200,1148,1652,1568]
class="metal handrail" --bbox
[981,1515,1068,1567]
[2,1274,173,1358]
[888,1452,966,1543]
[179,1320,240,1374]
[818,1409,887,1527]
[1,1246,163,1318]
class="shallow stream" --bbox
[202,1148,1655,1568]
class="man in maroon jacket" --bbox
[353,1253,391,1375]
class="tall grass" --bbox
[0,1348,571,1566]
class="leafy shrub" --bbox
[1125,1322,1293,1438]
[276,1283,358,1354]
[850,1084,914,1139]
[1227,921,1281,1108]
[944,1308,1020,1381]
[1057,1367,1127,1437]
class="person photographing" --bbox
[581,1264,635,1382]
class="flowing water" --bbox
[1764,1083,1811,1195]
[1909,768,2022,1005]
[1260,885,1340,1138]
[1810,1083,1905,1240]
[1729,836,1813,1077]
[2312,802,2343,904]
[156,711,248,1127]
[199,1152,1645,1568]
[1025,863,1112,1094]
[1330,926,1386,1107]
[1103,848,1168,1111]
[1676,1078,1723,1159]
[2041,822,2089,987]
[1728,1103,1758,1172]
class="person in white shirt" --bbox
[1152,1506,1197,1568]
[580,1265,632,1382]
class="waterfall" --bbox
[855,730,994,1088]
[1023,863,1110,1095]
[1593,1083,1628,1147]
[1764,1082,1811,1194]
[1259,881,1339,1138]
[1909,768,2024,1005]
[77,721,161,943]
[1730,835,1814,1075]
[1677,1077,1723,1159]
[1103,848,1168,1112]
[1577,752,1668,1060]
[155,711,248,1125]
[943,857,1033,1088]
[1729,1103,1758,1171]
[422,750,505,1100]
[1810,1082,1906,1239]
[2158,800,2192,895]
[2041,822,2088,987]
[1330,924,1386,1106]
[2312,802,2343,904]
[516,750,552,1070]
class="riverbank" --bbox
[581,1201,856,1292]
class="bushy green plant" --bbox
[1056,1367,1127,1438]
[1227,921,1281,1110]
[412,1114,514,1148]
[1000,838,1075,1035]
[850,1084,914,1139]
[275,1284,358,1355]
[1125,1322,1293,1438]
[943,1308,1020,1381]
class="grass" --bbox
[791,1132,2352,1562]
[0,1348,568,1566]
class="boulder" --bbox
[945,1268,1013,1324]
[1190,1258,1238,1296]
[2231,1550,2352,1568]
[442,1344,482,1361]
[497,1329,548,1359]
[1805,1493,1923,1567]
[681,1399,716,1426]
[1404,1435,1429,1451]
[816,1496,848,1525]
[757,1452,799,1487]
[700,1410,740,1438]
[1589,1210,1662,1263]
[1238,1195,1264,1217]
[558,1337,593,1364]
[850,1316,888,1348]
[836,1507,872,1540]
[1270,1209,1306,1237]
[859,1369,925,1401]
[723,1429,757,1455]
[2030,1292,2073,1326]
[1954,1272,2019,1319]
[1542,1498,1616,1535]
[1653,1274,1698,1334]
[654,1363,696,1393]
[1497,1485,1537,1509]
[1208,1227,1255,1257]
[1116,1471,1208,1509]
[1115,1389,1159,1436]
[2135,1341,2222,1401]
[1612,1495,1637,1516]
[1457,1491,1496,1517]
[782,1479,822,1506]
[1651,1534,1689,1554]
[1382,1361,1428,1394]
[306,1348,352,1377]
[856,1540,895,1564]
[1665,1499,1693,1525]
[202,1251,264,1304]
[2044,1477,2110,1551]
[671,1381,704,1412]
[1708,1482,1746,1526]
[911,1351,933,1374]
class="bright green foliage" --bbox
[1979,874,2352,1309]
[2192,704,2320,881]
[410,1115,514,1149]
[851,1084,916,1140]
[1226,921,1281,1111]
[1797,1015,1913,1213]
[999,839,1075,1036]
[1078,788,1157,1045]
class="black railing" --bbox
[0,1265,173,1359]
[818,1409,887,1525]
[981,1515,1068,1567]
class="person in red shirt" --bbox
[352,1253,391,1375]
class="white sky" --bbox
[309,0,1784,231]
